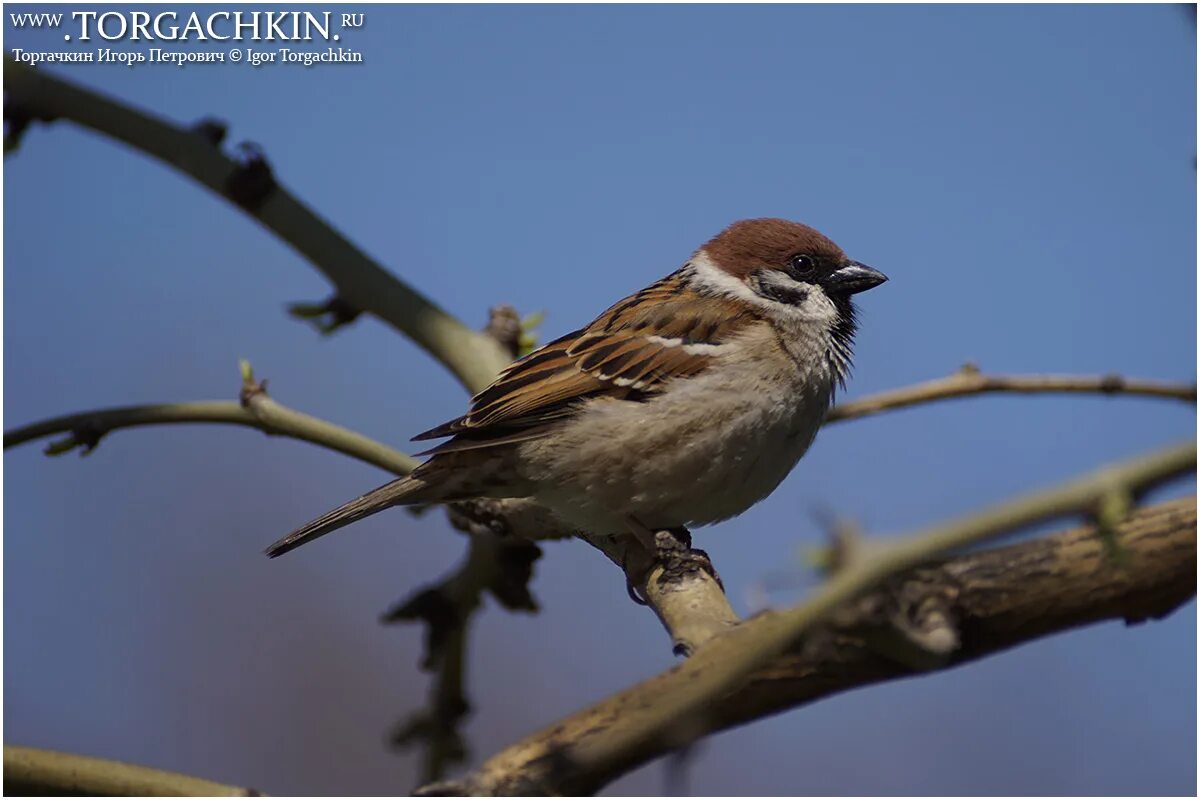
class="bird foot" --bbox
[651,528,724,594]
[621,519,725,604]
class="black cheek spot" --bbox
[761,282,808,306]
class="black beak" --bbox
[825,261,888,295]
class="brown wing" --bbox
[412,271,759,455]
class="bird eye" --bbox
[789,254,816,278]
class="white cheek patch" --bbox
[685,251,778,311]
[686,250,837,325]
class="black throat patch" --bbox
[827,295,858,388]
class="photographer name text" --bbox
[8,9,366,67]
[9,45,363,67]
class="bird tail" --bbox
[265,475,429,558]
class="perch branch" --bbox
[825,365,1195,424]
[3,745,260,796]
[4,57,509,392]
[423,443,1195,795]
[583,531,739,656]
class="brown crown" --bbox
[700,218,846,277]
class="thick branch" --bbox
[426,445,1195,795]
[3,745,259,796]
[718,496,1196,730]
[826,366,1195,424]
[4,58,509,392]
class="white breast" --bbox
[516,322,836,535]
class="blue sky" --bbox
[4,4,1196,795]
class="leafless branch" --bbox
[825,364,1195,425]
[3,745,261,796]
[3,364,419,476]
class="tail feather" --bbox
[266,475,426,558]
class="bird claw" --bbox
[621,548,650,605]
[626,575,650,605]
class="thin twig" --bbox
[4,57,509,392]
[4,399,418,476]
[3,745,260,796]
[826,367,1196,424]
[435,441,1194,795]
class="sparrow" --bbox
[266,218,886,562]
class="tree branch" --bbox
[716,496,1196,731]
[423,444,1195,795]
[3,369,419,477]
[3,745,260,796]
[4,57,509,393]
[383,531,541,784]
[381,306,544,784]
[825,364,1196,425]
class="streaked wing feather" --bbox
[411,271,760,451]
[413,423,563,456]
